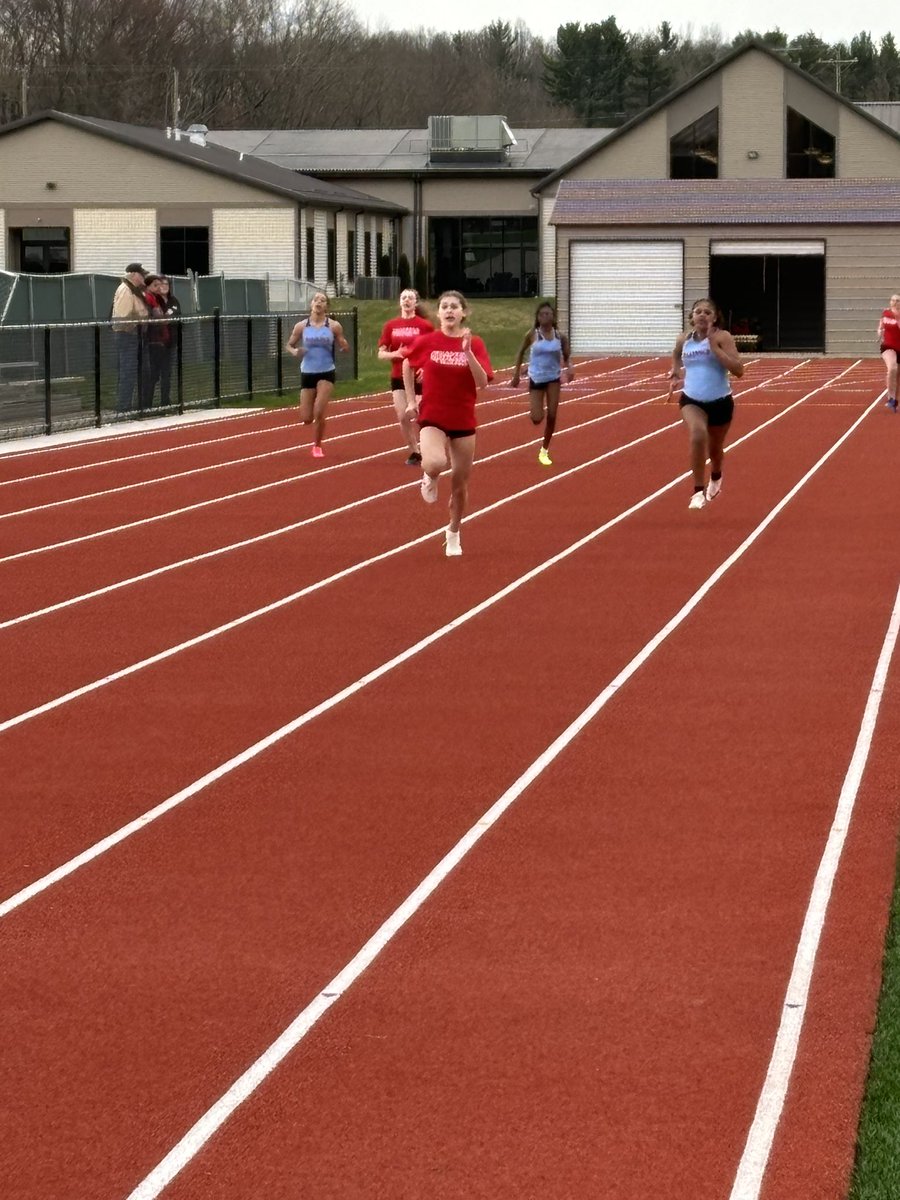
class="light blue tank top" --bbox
[301,320,335,374]
[528,330,563,385]
[682,334,730,401]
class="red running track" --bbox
[1,356,899,1200]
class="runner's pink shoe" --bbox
[312,445,324,458]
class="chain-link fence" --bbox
[0,308,359,441]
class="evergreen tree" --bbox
[544,19,632,125]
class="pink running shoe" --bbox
[312,445,324,458]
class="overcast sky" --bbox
[347,0,893,47]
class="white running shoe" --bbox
[444,527,462,556]
[420,474,438,503]
[706,477,722,501]
[688,490,706,511]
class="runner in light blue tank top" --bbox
[668,297,745,511]
[286,291,350,459]
[511,302,574,467]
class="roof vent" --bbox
[427,116,516,163]
[186,123,208,147]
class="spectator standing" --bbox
[143,274,181,407]
[111,263,149,412]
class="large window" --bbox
[786,108,835,178]
[670,108,719,179]
[347,229,356,280]
[363,231,372,276]
[17,226,70,273]
[429,216,539,296]
[160,226,209,275]
[305,227,315,281]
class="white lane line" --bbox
[0,367,660,550]
[0,355,620,485]
[0,407,390,489]
[0,423,679,733]
[0,362,837,726]
[0,390,668,612]
[121,390,885,1200]
[0,359,643,508]
[0,385,879,921]
[0,359,832,629]
[728,583,900,1200]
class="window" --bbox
[305,227,315,281]
[429,216,539,296]
[18,227,70,273]
[160,226,209,275]
[327,227,336,284]
[670,108,719,179]
[376,231,384,272]
[786,108,835,178]
[363,231,372,276]
[347,230,356,280]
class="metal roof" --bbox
[858,102,900,133]
[0,111,406,213]
[206,126,610,174]
[551,178,900,225]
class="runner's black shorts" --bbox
[419,420,476,439]
[679,393,734,426]
[300,370,336,389]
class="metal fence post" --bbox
[43,325,52,435]
[353,306,359,380]
[176,321,184,414]
[246,316,253,399]
[93,324,102,427]
[276,316,284,395]
[213,308,221,407]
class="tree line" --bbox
[0,1,898,131]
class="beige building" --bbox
[537,39,900,356]
[0,111,404,286]
[208,121,607,298]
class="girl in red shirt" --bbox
[877,293,900,411]
[402,291,493,557]
[378,289,434,463]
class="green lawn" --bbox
[224,298,900,1198]
[226,297,543,408]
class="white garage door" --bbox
[570,241,684,353]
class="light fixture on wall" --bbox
[746,150,759,160]
[45,180,57,189]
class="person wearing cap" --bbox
[111,263,150,412]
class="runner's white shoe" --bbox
[706,477,722,501]
[444,528,462,556]
[420,474,438,503]
[688,490,706,511]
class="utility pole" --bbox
[20,68,27,118]
[171,68,181,128]
[816,57,857,93]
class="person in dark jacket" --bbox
[143,274,182,407]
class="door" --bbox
[569,241,684,353]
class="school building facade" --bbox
[2,41,900,355]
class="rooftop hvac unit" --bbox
[427,116,517,163]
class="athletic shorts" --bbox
[392,378,422,395]
[419,420,476,439]
[880,345,900,357]
[300,370,336,390]
[528,375,561,390]
[679,394,734,427]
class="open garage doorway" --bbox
[709,241,825,352]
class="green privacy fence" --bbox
[0,272,320,326]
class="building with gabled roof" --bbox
[535,39,900,356]
[0,110,404,285]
